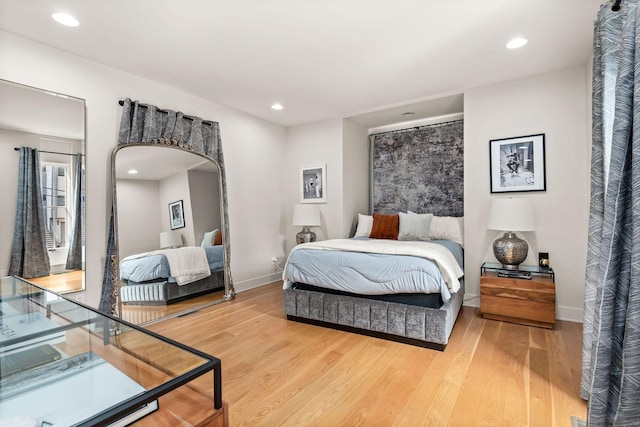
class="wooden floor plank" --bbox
[28,269,84,293]
[530,347,553,427]
[147,281,587,426]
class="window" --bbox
[41,163,69,250]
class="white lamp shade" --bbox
[160,230,182,248]
[292,204,321,226]
[487,197,535,231]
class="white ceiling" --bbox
[0,0,604,128]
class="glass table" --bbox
[0,276,222,426]
[480,261,555,281]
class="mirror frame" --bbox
[111,142,234,321]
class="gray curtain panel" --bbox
[370,120,464,217]
[9,147,50,278]
[99,206,116,314]
[99,98,231,314]
[66,153,83,270]
[582,2,640,425]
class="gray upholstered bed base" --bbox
[120,270,224,305]
[284,279,464,351]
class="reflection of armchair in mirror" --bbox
[112,143,234,325]
[0,79,86,294]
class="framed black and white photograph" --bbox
[169,200,185,229]
[299,164,326,203]
[489,133,546,193]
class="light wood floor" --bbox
[28,269,84,293]
[147,281,587,426]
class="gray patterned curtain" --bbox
[66,153,83,270]
[99,206,116,314]
[99,98,231,314]
[8,147,50,278]
[582,2,640,425]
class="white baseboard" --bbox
[462,293,480,308]
[234,272,281,293]
[557,305,583,323]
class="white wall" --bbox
[464,66,590,322]
[342,119,370,236]
[284,119,344,254]
[189,169,220,245]
[0,30,287,305]
[116,179,162,258]
[281,118,369,254]
[159,171,193,246]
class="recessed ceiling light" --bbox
[401,112,415,117]
[506,38,528,49]
[271,103,284,111]
[128,169,138,175]
[52,12,79,27]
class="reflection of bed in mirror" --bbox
[120,242,225,305]
[114,143,230,313]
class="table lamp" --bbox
[487,197,535,269]
[292,204,321,244]
[160,230,182,249]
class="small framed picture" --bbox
[299,164,326,203]
[489,133,546,193]
[169,200,185,229]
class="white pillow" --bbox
[200,229,219,247]
[398,212,433,241]
[354,214,373,237]
[428,216,463,245]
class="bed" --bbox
[119,245,225,305]
[283,120,464,350]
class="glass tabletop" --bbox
[0,276,221,426]
[481,262,554,276]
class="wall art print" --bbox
[489,133,546,193]
[300,164,326,203]
[169,200,185,229]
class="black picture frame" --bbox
[489,133,546,193]
[169,200,185,230]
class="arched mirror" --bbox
[112,143,232,325]
[0,79,85,294]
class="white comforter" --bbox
[284,239,463,293]
[121,247,211,286]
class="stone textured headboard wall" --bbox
[370,120,464,217]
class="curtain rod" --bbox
[612,0,621,11]
[118,99,214,127]
[14,147,84,157]
[369,118,464,137]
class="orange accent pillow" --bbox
[214,230,223,246]
[370,214,399,240]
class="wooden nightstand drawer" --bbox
[480,271,556,328]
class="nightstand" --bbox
[480,262,556,329]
